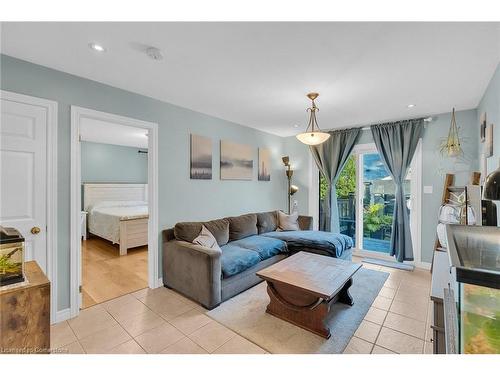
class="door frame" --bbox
[69,106,159,318]
[0,90,58,323]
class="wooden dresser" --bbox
[0,261,50,354]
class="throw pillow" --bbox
[192,225,221,250]
[277,210,300,231]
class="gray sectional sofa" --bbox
[162,211,353,309]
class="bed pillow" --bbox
[192,225,221,250]
[277,211,300,231]
[90,200,147,210]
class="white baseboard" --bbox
[415,261,432,270]
[54,308,71,323]
[155,278,163,288]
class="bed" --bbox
[83,184,149,255]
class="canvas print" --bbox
[258,148,271,181]
[220,140,253,180]
[480,112,487,143]
[190,134,212,179]
[484,123,493,157]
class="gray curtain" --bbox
[310,128,361,232]
[370,119,424,262]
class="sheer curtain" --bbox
[370,119,424,262]
[310,128,361,232]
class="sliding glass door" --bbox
[319,143,418,259]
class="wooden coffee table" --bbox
[256,251,361,338]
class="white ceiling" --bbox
[80,118,148,148]
[1,22,499,136]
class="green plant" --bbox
[363,203,392,236]
[319,155,356,200]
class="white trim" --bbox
[0,90,58,324]
[156,277,164,288]
[54,308,71,323]
[410,139,423,265]
[308,152,319,230]
[415,261,431,271]
[70,106,159,318]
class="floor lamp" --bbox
[282,156,299,214]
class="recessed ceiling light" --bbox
[293,124,299,128]
[407,104,416,108]
[89,43,106,52]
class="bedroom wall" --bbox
[81,141,148,184]
[1,54,290,311]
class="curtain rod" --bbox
[359,117,433,131]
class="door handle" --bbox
[31,226,41,235]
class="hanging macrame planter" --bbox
[440,108,462,157]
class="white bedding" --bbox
[88,201,148,243]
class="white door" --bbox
[0,97,48,272]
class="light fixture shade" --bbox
[290,185,299,195]
[483,166,500,200]
[296,131,330,146]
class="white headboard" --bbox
[83,183,148,211]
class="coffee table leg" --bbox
[338,278,354,306]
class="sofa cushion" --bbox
[174,218,229,246]
[227,213,258,241]
[277,210,300,231]
[256,211,278,234]
[220,244,261,278]
[261,230,354,258]
[231,235,287,260]
[192,225,221,250]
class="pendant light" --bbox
[440,108,462,157]
[296,92,330,146]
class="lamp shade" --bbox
[296,131,330,146]
[483,166,500,200]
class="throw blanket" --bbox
[261,230,353,258]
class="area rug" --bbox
[207,267,389,354]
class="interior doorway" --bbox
[70,107,159,317]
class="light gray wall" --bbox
[81,142,148,183]
[356,110,479,263]
[282,136,311,216]
[478,63,500,175]
[477,63,500,222]
[1,54,288,311]
[287,109,479,263]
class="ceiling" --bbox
[1,22,499,136]
[80,118,148,148]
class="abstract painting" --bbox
[480,112,487,143]
[190,134,212,179]
[485,123,493,157]
[220,140,253,180]
[258,148,271,181]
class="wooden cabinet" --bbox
[0,261,50,354]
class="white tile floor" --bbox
[51,256,433,354]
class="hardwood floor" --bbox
[81,236,148,309]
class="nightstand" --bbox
[81,211,88,240]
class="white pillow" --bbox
[192,225,221,250]
[277,211,300,231]
[91,200,147,210]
